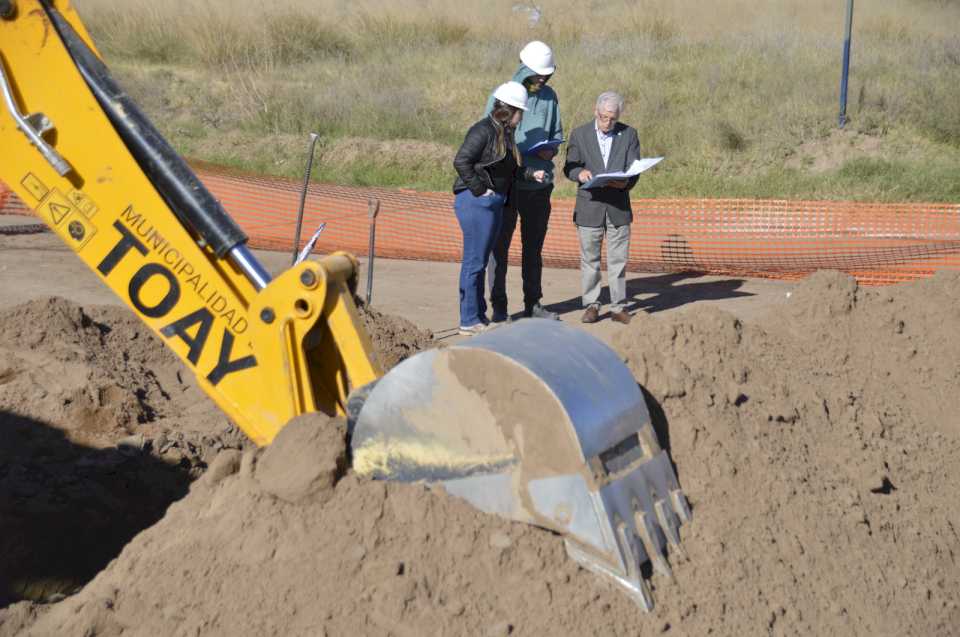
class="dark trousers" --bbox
[454,189,505,327]
[488,185,553,313]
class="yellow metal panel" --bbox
[247,260,383,444]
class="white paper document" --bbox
[582,157,664,189]
[524,139,563,155]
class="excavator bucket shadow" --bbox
[350,319,690,611]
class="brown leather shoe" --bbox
[581,305,600,324]
[610,309,632,325]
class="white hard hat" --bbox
[519,40,555,75]
[492,81,528,111]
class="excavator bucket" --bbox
[351,319,690,610]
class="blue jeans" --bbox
[454,189,505,327]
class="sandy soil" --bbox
[1,218,957,636]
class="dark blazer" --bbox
[563,121,641,227]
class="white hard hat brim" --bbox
[493,81,529,110]
[527,62,555,75]
[494,94,528,110]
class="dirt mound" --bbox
[0,296,214,443]
[8,414,623,637]
[356,300,433,370]
[0,297,432,607]
[254,412,347,504]
[785,128,884,173]
[0,296,431,449]
[0,298,241,605]
[4,274,960,635]
[612,270,960,635]
[0,297,243,474]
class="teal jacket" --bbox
[485,64,563,189]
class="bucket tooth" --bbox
[615,520,656,611]
[670,488,692,523]
[636,576,655,612]
[655,498,685,559]
[635,510,672,579]
[614,519,639,577]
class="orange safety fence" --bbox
[3,164,960,286]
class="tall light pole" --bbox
[838,0,855,128]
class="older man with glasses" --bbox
[563,91,640,325]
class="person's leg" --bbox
[477,194,506,322]
[517,186,554,316]
[487,193,518,321]
[606,216,632,313]
[577,224,604,309]
[454,191,492,328]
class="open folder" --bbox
[582,157,664,189]
[523,139,563,155]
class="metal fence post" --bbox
[292,133,320,265]
[838,0,855,128]
[366,198,380,305]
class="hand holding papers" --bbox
[582,157,663,189]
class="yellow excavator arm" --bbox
[1,0,691,611]
[0,0,382,445]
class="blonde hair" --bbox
[490,101,522,166]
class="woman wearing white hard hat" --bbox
[452,81,547,336]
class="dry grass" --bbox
[75,0,960,201]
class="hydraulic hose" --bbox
[39,1,251,263]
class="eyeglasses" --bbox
[596,113,619,124]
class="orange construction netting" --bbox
[3,164,960,285]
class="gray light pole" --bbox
[838,0,855,128]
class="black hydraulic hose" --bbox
[39,1,247,258]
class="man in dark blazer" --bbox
[563,91,640,324]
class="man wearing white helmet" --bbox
[452,82,548,336]
[485,40,563,323]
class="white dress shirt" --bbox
[595,122,615,168]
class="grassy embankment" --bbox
[76,0,960,201]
